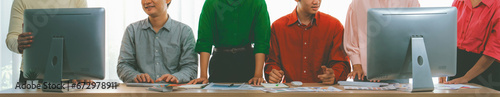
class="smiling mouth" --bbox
[145,6,155,9]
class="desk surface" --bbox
[1,83,499,97]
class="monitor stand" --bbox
[42,37,64,92]
[410,35,434,92]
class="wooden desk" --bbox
[1,83,499,97]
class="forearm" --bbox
[6,33,21,54]
[254,53,265,77]
[199,52,210,78]
[331,61,350,82]
[172,65,197,83]
[117,62,141,83]
[265,29,281,76]
[462,55,495,81]
[172,58,197,83]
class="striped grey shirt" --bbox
[117,17,197,83]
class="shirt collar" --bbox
[141,15,172,32]
[225,0,243,7]
[287,7,319,26]
[481,0,493,8]
[462,0,492,8]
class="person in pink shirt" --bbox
[441,0,500,91]
[343,0,420,81]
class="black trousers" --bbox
[208,48,255,83]
[449,48,500,91]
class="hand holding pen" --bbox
[318,66,336,85]
[268,69,285,83]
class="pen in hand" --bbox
[276,75,285,86]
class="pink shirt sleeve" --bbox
[484,11,500,62]
[343,0,421,75]
[343,2,362,66]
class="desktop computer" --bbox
[22,8,105,92]
[366,7,457,92]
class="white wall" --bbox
[0,0,18,91]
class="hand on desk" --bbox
[156,74,179,83]
[318,66,336,85]
[347,65,380,82]
[248,77,266,85]
[268,69,284,83]
[348,64,365,80]
[187,77,209,84]
[134,73,154,83]
[444,77,469,84]
[439,77,447,83]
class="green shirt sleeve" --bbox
[195,1,215,54]
[252,1,271,54]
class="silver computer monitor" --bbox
[366,7,456,92]
[22,8,105,87]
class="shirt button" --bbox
[157,75,160,78]
[155,50,158,52]
[304,42,307,45]
[156,37,158,39]
[304,56,307,59]
[304,71,306,73]
[156,62,159,65]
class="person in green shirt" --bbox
[188,0,271,85]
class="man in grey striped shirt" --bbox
[117,0,197,83]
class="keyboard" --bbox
[125,83,172,87]
[338,81,389,87]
